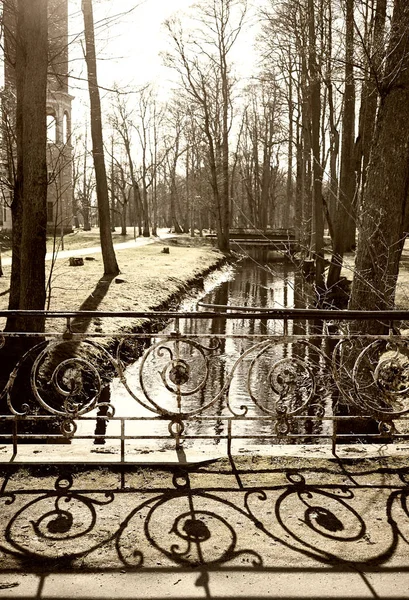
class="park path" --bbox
[0,230,175,267]
[1,444,409,599]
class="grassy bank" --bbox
[338,243,409,309]
[0,238,225,334]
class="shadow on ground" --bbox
[1,454,409,598]
[70,274,116,333]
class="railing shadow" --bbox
[1,457,409,598]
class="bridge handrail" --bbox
[0,307,409,322]
[1,307,409,463]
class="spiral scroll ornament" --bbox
[139,494,262,567]
[3,339,118,438]
[226,340,328,429]
[334,338,409,418]
[4,475,114,560]
[137,337,221,417]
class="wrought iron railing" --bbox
[1,307,409,463]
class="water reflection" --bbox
[106,258,332,448]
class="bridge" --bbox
[206,228,299,255]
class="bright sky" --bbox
[69,0,197,96]
[69,0,259,110]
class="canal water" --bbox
[97,256,332,450]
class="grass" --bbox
[0,239,225,334]
[48,227,151,251]
[0,227,151,257]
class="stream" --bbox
[92,255,333,450]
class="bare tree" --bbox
[354,0,387,205]
[72,132,95,230]
[327,0,356,290]
[105,141,132,236]
[165,0,247,252]
[5,0,49,333]
[81,0,119,275]
[349,0,409,328]
[109,91,144,237]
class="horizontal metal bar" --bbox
[0,307,409,320]
[1,433,408,442]
[2,414,408,422]
[1,332,408,342]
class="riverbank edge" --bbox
[0,244,232,414]
[96,249,231,350]
[54,248,233,390]
[89,250,232,380]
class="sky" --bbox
[69,0,201,99]
[68,0,259,120]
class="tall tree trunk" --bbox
[221,41,230,251]
[121,203,127,236]
[355,0,386,205]
[295,80,304,243]
[82,125,91,231]
[323,0,339,241]
[308,0,325,294]
[6,0,49,333]
[152,120,159,236]
[110,136,116,231]
[327,0,356,290]
[286,56,294,230]
[301,52,313,254]
[349,0,409,330]
[82,0,119,276]
[168,136,183,234]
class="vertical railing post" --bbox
[12,418,18,458]
[332,420,338,455]
[120,418,125,463]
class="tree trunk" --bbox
[286,57,294,230]
[220,25,230,252]
[308,0,325,294]
[110,136,116,231]
[82,0,119,276]
[323,0,339,242]
[121,203,127,236]
[6,0,49,333]
[355,0,386,206]
[349,0,409,331]
[141,181,150,237]
[327,0,356,290]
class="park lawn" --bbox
[47,228,148,252]
[0,241,225,334]
[339,243,409,310]
[0,228,163,261]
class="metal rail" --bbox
[1,308,409,463]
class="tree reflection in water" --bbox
[108,257,336,448]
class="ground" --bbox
[0,230,225,334]
[1,447,409,598]
[1,231,409,598]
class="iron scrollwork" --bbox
[1,313,409,451]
